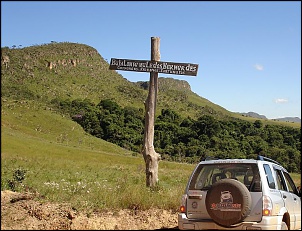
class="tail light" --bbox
[262,195,272,216]
[180,205,186,213]
[180,194,187,213]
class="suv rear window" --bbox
[188,163,261,192]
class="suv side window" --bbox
[275,169,287,191]
[274,168,299,195]
[283,171,299,195]
[263,164,276,189]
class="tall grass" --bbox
[1,104,195,213]
[1,100,300,214]
[1,130,194,212]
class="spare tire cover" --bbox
[205,178,252,227]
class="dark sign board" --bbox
[109,58,198,76]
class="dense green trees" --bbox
[52,98,301,173]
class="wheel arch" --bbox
[282,212,290,230]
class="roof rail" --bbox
[202,156,219,161]
[257,155,280,165]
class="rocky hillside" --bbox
[1,42,235,121]
[1,42,300,126]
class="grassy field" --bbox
[1,100,195,213]
[1,100,301,214]
[1,128,194,213]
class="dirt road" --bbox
[1,190,179,230]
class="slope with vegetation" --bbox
[3,42,300,126]
[1,42,301,215]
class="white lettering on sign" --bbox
[109,58,198,76]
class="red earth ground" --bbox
[1,190,179,230]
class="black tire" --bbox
[205,178,252,227]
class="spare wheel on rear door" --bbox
[205,178,252,227]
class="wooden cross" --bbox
[109,37,199,187]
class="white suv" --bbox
[178,155,301,230]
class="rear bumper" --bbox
[178,213,284,230]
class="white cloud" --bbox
[254,64,264,71]
[275,98,288,103]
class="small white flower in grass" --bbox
[93,181,101,187]
[43,181,60,189]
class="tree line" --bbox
[51,98,301,173]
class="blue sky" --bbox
[1,1,301,119]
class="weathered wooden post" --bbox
[109,37,198,188]
[142,37,161,187]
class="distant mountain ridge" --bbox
[1,42,300,128]
[238,112,301,123]
[273,117,301,123]
[239,112,267,120]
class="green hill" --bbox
[2,42,299,127]
[1,42,300,212]
[2,42,226,120]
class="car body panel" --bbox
[178,156,301,230]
